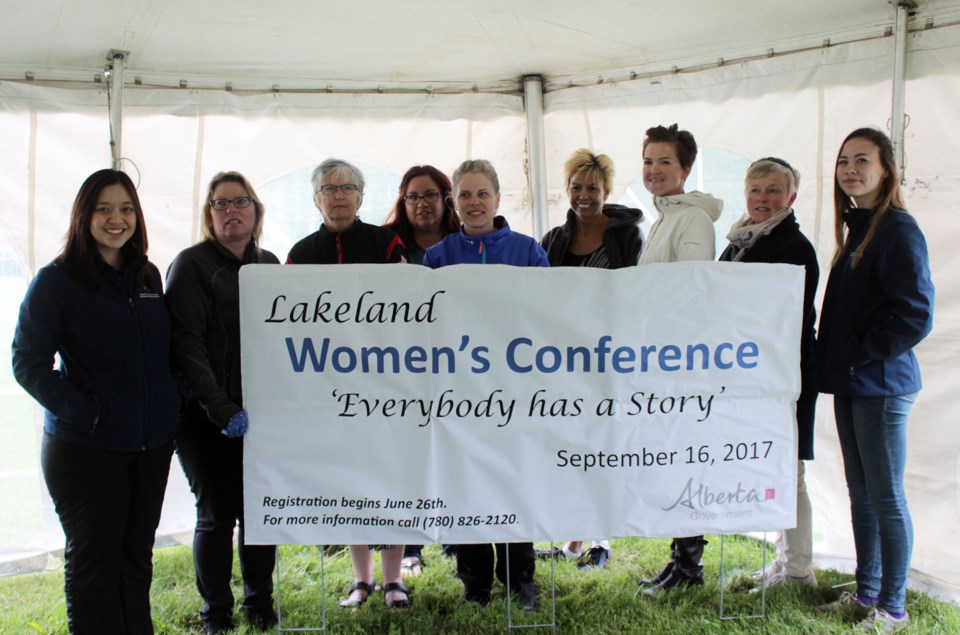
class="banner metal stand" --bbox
[505,543,557,632]
[276,545,327,633]
[718,532,768,621]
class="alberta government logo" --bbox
[662,478,774,520]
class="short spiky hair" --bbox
[643,124,698,169]
[563,148,615,193]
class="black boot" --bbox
[459,572,491,605]
[639,539,679,587]
[515,580,537,612]
[641,536,706,594]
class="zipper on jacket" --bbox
[129,291,150,450]
[478,241,486,264]
[337,234,343,264]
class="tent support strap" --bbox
[107,49,128,170]
[523,74,548,240]
[891,1,915,175]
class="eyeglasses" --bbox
[210,197,252,211]
[315,184,360,197]
[404,191,442,204]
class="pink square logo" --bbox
[765,488,776,500]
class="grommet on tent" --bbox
[925,17,935,29]
[225,82,233,91]
[134,76,142,86]
[821,38,831,47]
[179,79,187,88]
[767,48,775,58]
[25,71,35,81]
[272,84,280,93]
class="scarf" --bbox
[724,208,793,261]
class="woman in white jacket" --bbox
[636,124,723,593]
[638,124,722,264]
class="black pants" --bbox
[177,417,275,624]
[41,432,173,635]
[456,543,535,591]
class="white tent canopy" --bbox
[1,0,958,603]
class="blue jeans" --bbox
[834,393,917,614]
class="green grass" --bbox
[1,536,957,634]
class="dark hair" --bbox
[832,127,904,269]
[643,124,698,170]
[59,169,149,287]
[201,171,266,244]
[383,166,459,247]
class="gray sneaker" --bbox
[854,607,909,633]
[815,591,873,616]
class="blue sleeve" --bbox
[848,220,934,365]
[11,268,99,431]
[530,241,550,267]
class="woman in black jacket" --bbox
[538,148,643,571]
[719,157,820,589]
[166,171,281,634]
[13,169,180,634]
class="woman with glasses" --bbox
[383,165,460,265]
[286,158,405,265]
[13,169,181,634]
[166,172,281,634]
[719,157,820,591]
[286,158,411,611]
[815,128,933,633]
[382,165,461,577]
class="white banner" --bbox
[240,262,802,545]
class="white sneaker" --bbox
[815,591,873,615]
[751,559,784,579]
[751,568,817,592]
[854,607,909,633]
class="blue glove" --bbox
[222,410,249,438]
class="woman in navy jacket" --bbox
[12,169,180,634]
[815,128,934,633]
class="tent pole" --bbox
[891,1,915,176]
[523,74,548,240]
[106,49,128,170]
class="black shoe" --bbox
[383,582,413,609]
[244,606,278,631]
[535,546,565,560]
[516,581,537,612]
[639,561,676,587]
[339,580,376,608]
[577,546,610,571]
[464,587,491,605]
[204,618,236,635]
[640,565,704,595]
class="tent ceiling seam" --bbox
[1,15,958,97]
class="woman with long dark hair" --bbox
[13,169,180,634]
[383,165,460,265]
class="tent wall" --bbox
[0,21,957,602]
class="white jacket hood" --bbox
[653,191,723,222]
